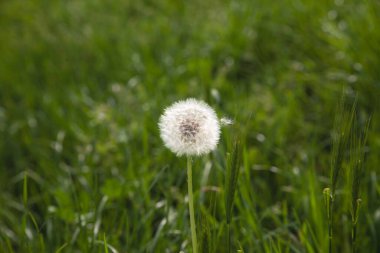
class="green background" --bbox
[0,0,379,252]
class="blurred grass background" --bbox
[0,0,379,252]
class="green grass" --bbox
[0,0,379,252]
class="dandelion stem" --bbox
[187,156,198,253]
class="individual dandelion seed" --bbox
[159,98,221,156]
[221,117,234,126]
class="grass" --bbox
[327,96,356,253]
[0,0,379,252]
[349,114,371,253]
[225,139,241,253]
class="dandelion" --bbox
[159,98,221,156]
[159,98,221,253]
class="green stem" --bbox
[329,195,334,253]
[227,223,231,253]
[187,156,198,253]
[352,198,362,253]
[352,223,357,253]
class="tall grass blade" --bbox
[330,96,356,195]
[350,116,371,253]
[22,170,29,251]
[225,139,241,253]
[104,233,109,253]
[327,95,356,253]
[55,243,68,253]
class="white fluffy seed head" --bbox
[159,98,221,156]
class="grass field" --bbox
[0,0,379,252]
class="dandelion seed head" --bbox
[159,98,220,156]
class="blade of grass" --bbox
[225,139,241,253]
[327,94,357,253]
[104,233,109,253]
[350,116,371,253]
